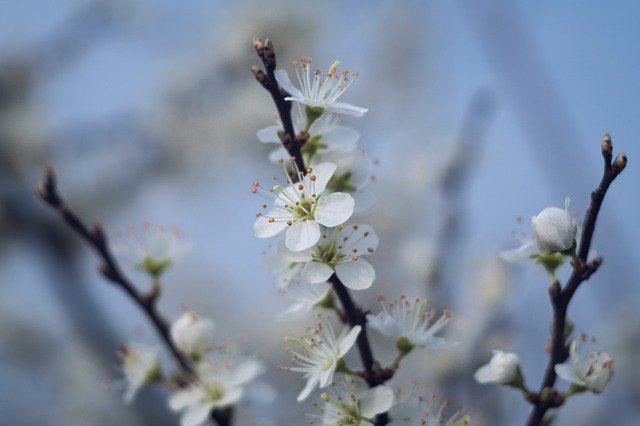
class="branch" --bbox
[252,38,306,177]
[37,166,232,426]
[526,134,626,426]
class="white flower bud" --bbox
[531,197,577,254]
[170,311,215,358]
[474,350,520,384]
[119,344,161,404]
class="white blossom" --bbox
[531,197,577,254]
[284,320,361,402]
[555,338,614,393]
[275,57,367,117]
[112,223,190,279]
[278,224,378,291]
[308,378,393,425]
[170,311,215,358]
[118,343,161,404]
[278,280,332,319]
[168,354,264,426]
[474,350,521,385]
[259,110,359,165]
[253,162,355,252]
[367,296,455,351]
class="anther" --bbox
[352,255,359,261]
[268,218,275,223]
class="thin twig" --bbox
[37,166,232,426]
[252,38,306,177]
[525,134,626,426]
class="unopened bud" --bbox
[612,153,627,175]
[601,133,612,158]
[251,65,266,83]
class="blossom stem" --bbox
[252,38,306,178]
[526,135,626,426]
[328,274,390,426]
[37,166,232,426]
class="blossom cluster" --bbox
[252,56,462,424]
[113,226,264,426]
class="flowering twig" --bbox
[525,134,627,426]
[36,166,232,426]
[252,37,306,176]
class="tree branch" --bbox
[526,134,626,426]
[252,38,306,177]
[37,166,232,426]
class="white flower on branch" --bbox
[283,319,361,402]
[253,162,355,252]
[275,57,368,117]
[367,296,455,352]
[307,378,394,425]
[118,343,162,404]
[474,350,522,386]
[168,354,264,426]
[278,224,378,291]
[170,311,215,359]
[112,223,191,280]
[259,110,359,165]
[554,337,614,393]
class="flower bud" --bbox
[531,197,577,254]
[170,311,215,358]
[474,350,521,385]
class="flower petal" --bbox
[315,193,354,227]
[360,386,394,418]
[274,69,304,99]
[322,125,359,152]
[335,259,375,290]
[168,388,202,411]
[353,190,376,215]
[256,125,281,143]
[297,375,319,402]
[254,216,288,239]
[554,364,582,386]
[308,162,337,194]
[301,262,334,284]
[366,311,401,340]
[286,220,321,252]
[277,239,313,262]
[181,401,215,426]
[338,325,361,357]
[328,101,368,117]
[228,359,264,387]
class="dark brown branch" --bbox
[526,134,626,426]
[252,38,306,176]
[37,166,232,426]
[328,274,391,426]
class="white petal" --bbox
[286,220,321,251]
[360,386,394,418]
[169,389,201,411]
[181,402,215,426]
[277,239,313,262]
[322,125,359,152]
[274,69,304,99]
[338,325,361,357]
[278,302,307,319]
[315,193,354,227]
[254,216,288,239]
[301,262,334,283]
[297,375,319,402]
[319,360,337,387]
[338,224,379,256]
[499,241,537,263]
[328,101,368,117]
[353,190,376,215]
[256,125,281,143]
[473,364,496,383]
[228,359,264,387]
[366,311,400,339]
[268,147,290,163]
[215,387,244,407]
[308,162,337,194]
[336,259,375,290]
[554,364,582,386]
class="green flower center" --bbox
[204,382,226,402]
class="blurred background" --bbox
[1,1,639,425]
